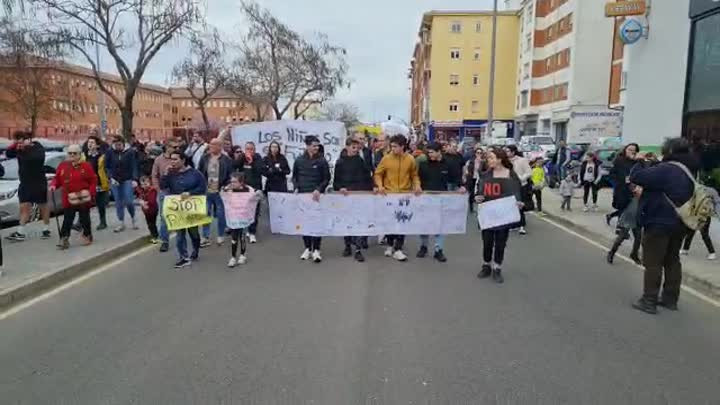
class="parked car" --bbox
[519,143,546,162]
[520,135,556,156]
[0,151,66,224]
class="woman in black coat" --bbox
[607,143,639,225]
[262,141,291,193]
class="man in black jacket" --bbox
[293,136,331,263]
[5,131,51,241]
[334,137,373,262]
[629,138,695,314]
[417,142,465,262]
[442,140,465,190]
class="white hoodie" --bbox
[511,156,532,186]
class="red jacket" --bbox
[135,186,158,214]
[52,161,98,209]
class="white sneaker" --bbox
[680,249,689,256]
[249,234,257,244]
[217,236,225,246]
[592,204,599,211]
[227,257,237,268]
[300,248,311,260]
[392,250,408,262]
[519,227,527,235]
[238,255,247,265]
[312,250,322,263]
[582,206,589,212]
[384,247,393,257]
[708,253,717,261]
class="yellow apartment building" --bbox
[410,10,519,141]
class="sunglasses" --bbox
[68,152,80,155]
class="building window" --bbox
[450,48,461,60]
[449,74,460,86]
[473,74,479,86]
[471,100,479,112]
[474,48,481,60]
[521,90,529,108]
[476,22,482,33]
[450,21,462,33]
[449,101,459,112]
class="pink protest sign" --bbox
[221,192,261,229]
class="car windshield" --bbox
[0,158,19,180]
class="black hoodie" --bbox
[333,153,372,191]
[262,153,291,192]
[292,152,330,193]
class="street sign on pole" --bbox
[605,1,647,17]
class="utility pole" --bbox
[486,0,498,141]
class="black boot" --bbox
[354,250,365,262]
[416,245,428,258]
[629,252,642,265]
[606,250,615,264]
[342,245,352,257]
[433,249,447,263]
[492,267,504,284]
[477,264,492,279]
[632,298,657,314]
[658,300,678,311]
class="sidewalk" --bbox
[538,188,720,300]
[0,207,152,309]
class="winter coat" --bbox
[510,156,532,186]
[233,153,264,190]
[262,154,291,192]
[418,158,456,192]
[630,154,696,230]
[135,186,159,215]
[52,161,98,209]
[160,167,207,196]
[559,178,575,197]
[198,153,233,190]
[105,148,138,183]
[531,167,546,190]
[610,156,636,211]
[333,153,373,191]
[443,153,465,187]
[580,159,601,184]
[83,148,110,192]
[292,152,331,193]
[373,152,421,193]
[476,169,522,230]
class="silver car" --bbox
[0,152,66,224]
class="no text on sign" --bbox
[605,1,647,17]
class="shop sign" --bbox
[605,1,647,17]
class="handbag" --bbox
[68,189,92,206]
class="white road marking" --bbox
[0,243,157,321]
[534,213,720,308]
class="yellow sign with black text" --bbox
[162,195,212,231]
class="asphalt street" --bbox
[1,215,720,404]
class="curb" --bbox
[0,236,149,311]
[536,211,720,302]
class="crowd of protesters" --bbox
[1,128,716,315]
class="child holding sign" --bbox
[223,172,262,268]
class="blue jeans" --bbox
[202,192,226,239]
[111,180,135,222]
[420,234,445,251]
[158,192,169,243]
[176,226,200,259]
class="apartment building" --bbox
[511,0,620,144]
[0,61,172,141]
[410,10,520,141]
[0,61,271,142]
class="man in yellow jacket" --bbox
[373,134,422,261]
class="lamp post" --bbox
[486,0,498,141]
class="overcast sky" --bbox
[104,0,498,123]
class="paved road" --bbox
[1,216,720,404]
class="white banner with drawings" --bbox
[268,192,468,236]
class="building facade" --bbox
[409,10,520,141]
[511,0,620,144]
[0,61,271,142]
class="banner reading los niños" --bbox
[230,120,346,171]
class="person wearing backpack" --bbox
[629,138,699,314]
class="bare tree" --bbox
[313,101,361,129]
[172,30,226,132]
[0,18,69,135]
[225,59,271,122]
[27,0,204,139]
[230,1,349,120]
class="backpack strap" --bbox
[667,161,698,185]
